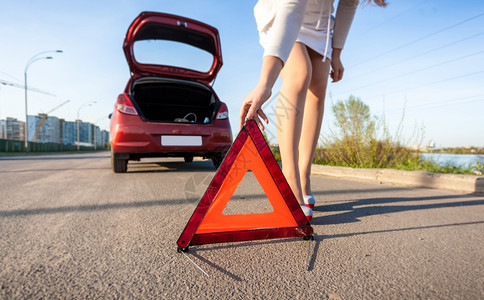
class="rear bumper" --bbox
[111,121,232,159]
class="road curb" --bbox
[311,164,484,194]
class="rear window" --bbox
[133,39,214,73]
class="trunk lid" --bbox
[123,11,223,84]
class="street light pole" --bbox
[24,50,63,151]
[77,118,80,151]
[77,101,96,151]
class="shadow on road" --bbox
[0,198,187,218]
[312,195,484,225]
[0,154,110,160]
[319,221,484,239]
[176,219,484,274]
[126,160,215,173]
[1,189,482,222]
[188,251,244,281]
[2,167,111,173]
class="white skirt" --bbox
[256,0,335,61]
[296,0,335,60]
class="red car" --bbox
[110,12,233,173]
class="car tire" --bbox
[211,152,226,169]
[112,156,128,173]
[184,156,194,163]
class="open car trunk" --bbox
[131,78,219,124]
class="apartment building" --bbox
[4,117,25,141]
[1,114,109,147]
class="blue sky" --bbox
[0,0,483,147]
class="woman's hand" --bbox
[239,83,271,130]
[330,48,344,82]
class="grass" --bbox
[271,144,482,176]
[269,96,483,176]
[393,157,483,175]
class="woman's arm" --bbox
[240,0,308,128]
[331,0,359,83]
[239,55,282,130]
[332,0,359,50]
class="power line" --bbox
[337,70,484,102]
[351,0,429,42]
[383,94,484,115]
[335,49,484,95]
[396,70,484,92]
[0,70,23,84]
[348,12,484,69]
[0,79,56,96]
[383,98,484,115]
[347,31,484,81]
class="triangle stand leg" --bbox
[180,251,209,277]
[305,234,314,271]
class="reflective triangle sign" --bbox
[177,120,313,250]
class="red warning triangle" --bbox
[177,120,313,250]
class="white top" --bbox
[254,0,358,63]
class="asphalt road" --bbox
[1,152,483,299]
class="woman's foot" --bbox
[300,205,313,222]
[303,194,315,209]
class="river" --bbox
[420,153,484,167]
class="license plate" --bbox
[161,135,202,146]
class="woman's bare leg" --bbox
[298,48,331,196]
[277,42,312,205]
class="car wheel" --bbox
[211,152,226,169]
[184,156,194,163]
[112,156,128,173]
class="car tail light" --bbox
[116,94,138,115]
[217,103,229,120]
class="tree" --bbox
[332,95,375,143]
[319,96,417,168]
[328,96,376,165]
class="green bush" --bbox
[315,96,417,168]
[314,96,479,175]
[267,96,481,175]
